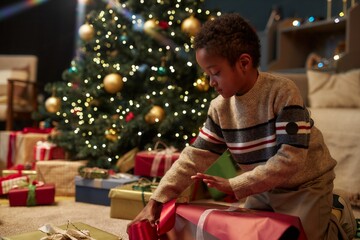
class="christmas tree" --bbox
[35,0,220,169]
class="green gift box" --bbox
[205,150,238,200]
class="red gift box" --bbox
[8,183,55,206]
[0,173,28,195]
[134,147,180,177]
[34,141,65,161]
[128,200,307,240]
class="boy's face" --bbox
[195,48,251,98]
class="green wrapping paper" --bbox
[205,150,238,200]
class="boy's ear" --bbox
[237,53,252,70]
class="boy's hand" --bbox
[126,199,162,234]
[191,172,234,195]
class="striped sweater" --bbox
[151,72,337,202]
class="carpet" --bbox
[0,196,131,240]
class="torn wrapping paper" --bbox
[128,200,307,240]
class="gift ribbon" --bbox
[150,142,177,177]
[128,200,239,240]
[132,178,152,207]
[35,141,54,161]
[196,203,239,240]
[26,184,37,206]
[7,131,18,168]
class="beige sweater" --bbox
[151,72,336,202]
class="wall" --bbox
[0,0,77,94]
[0,0,349,92]
[205,0,346,31]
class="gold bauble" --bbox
[103,73,123,94]
[195,75,210,92]
[144,19,157,34]
[78,23,95,41]
[181,16,201,36]
[105,128,118,142]
[145,105,165,124]
[45,96,61,113]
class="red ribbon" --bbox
[22,127,53,134]
[128,199,177,240]
[6,132,17,169]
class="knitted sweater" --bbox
[151,72,337,202]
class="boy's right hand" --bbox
[126,199,163,234]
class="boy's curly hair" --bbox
[194,13,261,68]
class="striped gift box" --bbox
[0,173,28,195]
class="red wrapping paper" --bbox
[128,200,307,240]
[8,183,55,206]
[134,150,180,177]
[34,141,65,161]
[22,127,53,134]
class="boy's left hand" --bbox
[191,172,234,195]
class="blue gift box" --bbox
[75,174,139,206]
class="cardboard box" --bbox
[8,183,55,206]
[36,160,87,196]
[75,175,138,206]
[5,222,119,240]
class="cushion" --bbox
[0,68,29,96]
[307,69,360,108]
[310,108,360,207]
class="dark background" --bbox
[0,0,346,96]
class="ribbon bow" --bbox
[150,141,178,177]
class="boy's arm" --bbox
[150,145,221,203]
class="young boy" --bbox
[128,13,356,239]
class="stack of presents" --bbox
[0,128,307,239]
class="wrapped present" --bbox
[78,166,109,179]
[128,200,307,240]
[75,174,139,206]
[109,179,206,220]
[2,169,37,182]
[36,160,87,196]
[0,130,49,169]
[205,150,238,200]
[34,140,66,161]
[134,143,180,177]
[6,222,119,240]
[2,163,37,182]
[116,147,139,173]
[8,182,55,206]
[0,173,28,195]
[109,181,154,220]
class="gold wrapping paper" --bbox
[5,222,120,240]
[109,181,207,220]
[109,183,153,220]
[36,160,87,196]
[1,169,37,182]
